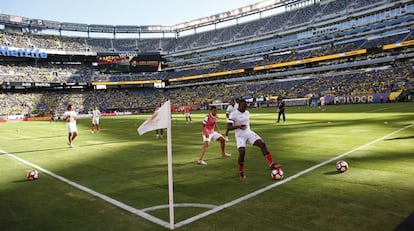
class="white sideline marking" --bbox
[0,150,171,229]
[2,123,412,229]
[174,122,414,228]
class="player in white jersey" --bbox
[91,107,101,133]
[63,104,78,148]
[224,98,239,141]
[227,99,282,179]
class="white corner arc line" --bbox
[0,150,170,229]
[142,203,217,212]
[174,123,414,228]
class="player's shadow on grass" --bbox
[11,179,33,183]
[2,141,133,155]
[14,135,67,140]
[323,171,343,175]
[384,135,414,141]
[82,140,133,147]
[1,147,70,155]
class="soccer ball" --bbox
[336,160,349,172]
[27,170,39,180]
[271,168,284,180]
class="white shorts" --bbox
[184,113,191,117]
[92,117,99,125]
[235,131,262,148]
[66,122,78,133]
[202,132,223,143]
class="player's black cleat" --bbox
[270,163,281,170]
[239,172,247,179]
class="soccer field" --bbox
[1,102,413,231]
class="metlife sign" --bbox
[0,46,48,59]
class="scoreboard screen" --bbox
[97,52,161,74]
[97,54,131,74]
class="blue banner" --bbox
[325,93,390,104]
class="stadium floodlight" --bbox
[172,0,283,32]
[255,0,281,10]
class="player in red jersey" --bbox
[197,106,231,165]
[183,105,192,124]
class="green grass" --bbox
[1,102,413,231]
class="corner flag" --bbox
[137,100,175,229]
[138,100,171,135]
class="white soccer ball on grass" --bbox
[271,168,284,180]
[336,160,349,172]
[27,170,39,180]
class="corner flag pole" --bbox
[137,100,174,229]
[166,101,175,230]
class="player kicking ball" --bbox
[227,99,282,179]
[197,106,231,165]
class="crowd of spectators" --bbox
[0,62,94,83]
[1,60,412,117]
[0,0,413,117]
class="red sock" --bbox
[265,153,273,165]
[239,164,244,172]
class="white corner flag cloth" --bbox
[137,100,171,136]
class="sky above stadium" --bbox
[1,0,262,26]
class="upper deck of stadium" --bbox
[0,0,413,90]
[1,0,412,53]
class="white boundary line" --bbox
[2,123,412,229]
[142,203,217,212]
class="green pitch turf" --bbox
[0,102,413,231]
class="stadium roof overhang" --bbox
[0,0,285,34]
